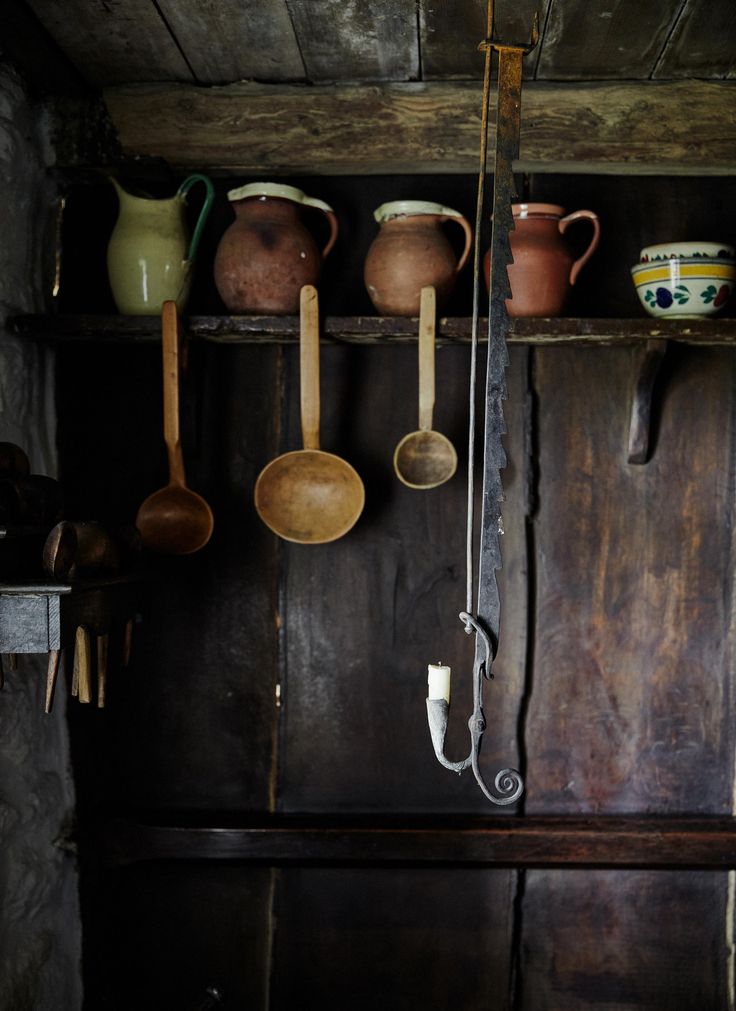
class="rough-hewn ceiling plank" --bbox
[156,0,305,84]
[536,0,684,80]
[102,80,736,175]
[419,0,548,80]
[653,0,736,79]
[22,0,193,87]
[285,0,419,82]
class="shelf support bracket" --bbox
[627,338,668,465]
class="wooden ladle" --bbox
[136,301,214,554]
[254,285,365,544]
[393,286,457,489]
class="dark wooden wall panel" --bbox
[284,0,419,82]
[277,345,528,813]
[272,867,516,1011]
[23,0,193,87]
[653,0,736,79]
[536,0,682,80]
[526,346,736,813]
[517,870,729,1011]
[85,864,273,1010]
[157,0,305,84]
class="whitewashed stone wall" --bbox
[0,64,82,1011]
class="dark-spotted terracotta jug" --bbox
[214,182,338,314]
[484,202,600,317]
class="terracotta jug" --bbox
[107,174,214,315]
[213,183,338,314]
[364,201,473,316]
[484,203,600,317]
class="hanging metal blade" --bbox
[477,22,538,668]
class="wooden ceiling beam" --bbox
[101,80,736,176]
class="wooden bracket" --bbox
[627,339,668,465]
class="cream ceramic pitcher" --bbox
[107,174,214,315]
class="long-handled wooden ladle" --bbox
[394,286,458,489]
[136,301,214,554]
[254,285,365,543]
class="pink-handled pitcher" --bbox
[484,202,600,317]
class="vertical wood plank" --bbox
[536,0,684,80]
[271,868,517,1011]
[419,0,546,79]
[23,0,193,87]
[285,0,419,82]
[653,0,736,79]
[156,0,305,84]
[278,345,528,812]
[518,346,736,1008]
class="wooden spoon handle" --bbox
[418,286,436,432]
[162,301,186,487]
[96,633,108,708]
[74,626,92,704]
[300,285,321,451]
[44,649,61,714]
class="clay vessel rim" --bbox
[631,258,736,275]
[227,181,333,214]
[374,200,464,223]
[511,202,566,218]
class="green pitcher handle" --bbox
[177,174,215,263]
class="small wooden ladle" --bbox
[394,286,458,489]
[254,285,365,544]
[136,301,214,554]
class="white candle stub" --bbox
[427,663,451,704]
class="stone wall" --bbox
[0,64,82,1011]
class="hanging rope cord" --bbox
[465,0,495,627]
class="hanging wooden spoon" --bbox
[136,302,214,554]
[254,285,364,543]
[393,286,457,489]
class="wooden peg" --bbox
[96,633,109,708]
[74,626,92,704]
[122,617,134,668]
[45,650,61,714]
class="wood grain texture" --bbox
[277,345,528,813]
[13,314,736,346]
[536,0,683,80]
[517,870,729,1010]
[285,0,419,82]
[271,867,517,1011]
[156,0,305,84]
[99,816,736,869]
[653,0,736,79]
[527,347,736,814]
[23,0,193,87]
[102,80,736,174]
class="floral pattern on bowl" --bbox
[631,258,735,318]
[639,241,735,263]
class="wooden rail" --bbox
[10,315,736,346]
[94,816,736,869]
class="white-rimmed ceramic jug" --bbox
[364,200,473,316]
[213,182,338,315]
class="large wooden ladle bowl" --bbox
[254,286,364,544]
[136,302,214,555]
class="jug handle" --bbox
[559,210,601,286]
[439,209,473,274]
[178,174,215,264]
[300,196,339,259]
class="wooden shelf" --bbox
[9,314,736,346]
[94,815,736,869]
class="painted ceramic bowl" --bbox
[631,257,736,318]
[639,241,735,263]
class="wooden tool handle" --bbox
[162,301,186,487]
[74,626,92,704]
[418,286,436,432]
[300,285,321,451]
[96,633,109,708]
[45,649,61,714]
